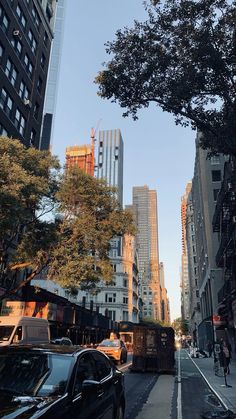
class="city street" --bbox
[117,350,235,419]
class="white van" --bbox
[0,316,50,346]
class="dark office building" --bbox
[0,0,57,149]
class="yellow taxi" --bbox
[97,337,128,364]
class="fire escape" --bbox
[212,159,236,328]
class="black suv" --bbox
[0,344,125,418]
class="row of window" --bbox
[0,87,38,139]
[105,293,129,304]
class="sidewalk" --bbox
[190,353,236,414]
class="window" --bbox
[19,81,29,100]
[122,311,128,321]
[5,59,18,86]
[210,155,220,165]
[212,170,221,182]
[16,5,26,28]
[0,88,13,117]
[28,29,37,54]
[14,109,26,135]
[92,352,111,381]
[11,38,22,57]
[74,354,96,395]
[0,7,9,32]
[37,77,42,93]
[108,310,116,321]
[30,128,36,146]
[0,43,3,57]
[213,189,220,202]
[123,279,127,288]
[105,293,116,303]
[123,296,128,304]
[24,54,33,77]
[33,102,39,119]
[40,53,46,69]
[43,31,49,46]
[32,6,40,30]
[0,123,8,136]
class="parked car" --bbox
[0,344,125,419]
[51,337,73,346]
[97,339,128,364]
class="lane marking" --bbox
[177,349,182,419]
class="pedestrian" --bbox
[220,338,232,374]
[207,340,213,358]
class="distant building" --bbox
[180,182,192,323]
[97,129,123,207]
[159,262,170,323]
[65,142,95,176]
[0,0,57,149]
[132,185,161,320]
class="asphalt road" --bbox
[118,351,228,419]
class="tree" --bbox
[47,167,135,293]
[0,137,60,297]
[172,317,189,335]
[95,0,236,157]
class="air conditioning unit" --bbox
[13,30,22,39]
[23,99,32,108]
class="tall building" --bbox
[97,129,123,207]
[159,262,171,323]
[0,0,57,149]
[180,182,192,323]
[65,141,95,176]
[132,185,161,320]
[191,132,226,348]
[76,128,140,323]
[186,187,201,345]
[40,0,66,150]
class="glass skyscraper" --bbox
[97,129,124,207]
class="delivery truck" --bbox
[0,316,50,346]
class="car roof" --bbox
[0,343,84,356]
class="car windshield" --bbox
[0,326,14,342]
[98,339,120,347]
[0,352,72,397]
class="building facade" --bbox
[65,142,95,176]
[212,158,236,357]
[159,262,171,323]
[97,129,123,207]
[186,187,201,345]
[132,185,161,320]
[0,0,57,149]
[40,0,66,150]
[180,182,192,323]
[191,132,226,349]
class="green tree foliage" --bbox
[0,139,135,298]
[95,0,236,157]
[0,137,60,282]
[172,317,189,335]
[48,167,135,293]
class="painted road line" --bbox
[177,349,182,419]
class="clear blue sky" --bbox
[52,0,196,321]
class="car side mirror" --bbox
[82,380,99,395]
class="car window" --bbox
[0,352,72,397]
[92,351,112,381]
[74,353,96,395]
[98,339,120,347]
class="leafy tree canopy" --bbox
[0,137,60,272]
[96,0,236,157]
[47,168,135,292]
